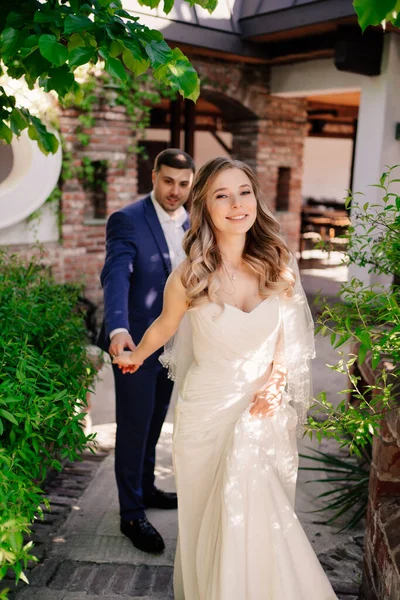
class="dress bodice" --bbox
[189,296,281,370]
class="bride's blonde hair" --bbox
[180,157,295,307]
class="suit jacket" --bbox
[97,195,190,363]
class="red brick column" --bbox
[58,105,138,305]
[360,408,400,600]
[231,97,308,253]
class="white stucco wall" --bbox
[270,58,363,97]
[302,137,353,202]
[0,203,59,246]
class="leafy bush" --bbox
[0,251,96,595]
[306,167,400,453]
[302,167,400,529]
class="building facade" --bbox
[1,2,400,597]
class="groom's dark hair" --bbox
[154,148,195,173]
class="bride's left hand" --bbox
[250,387,282,418]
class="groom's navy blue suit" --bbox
[98,195,189,521]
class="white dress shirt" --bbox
[150,191,187,270]
[110,192,188,340]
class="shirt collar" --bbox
[151,191,187,226]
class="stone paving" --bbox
[9,252,365,600]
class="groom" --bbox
[98,149,195,553]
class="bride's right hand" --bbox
[113,350,143,374]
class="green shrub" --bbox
[302,167,399,529]
[0,251,97,595]
[307,166,400,453]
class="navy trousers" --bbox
[113,361,173,521]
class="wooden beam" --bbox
[349,118,358,191]
[309,131,354,139]
[184,100,196,158]
[170,97,182,148]
[211,131,232,154]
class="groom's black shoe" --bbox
[120,517,165,554]
[144,488,178,510]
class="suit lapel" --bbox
[143,196,172,274]
[183,216,190,232]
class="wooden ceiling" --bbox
[151,91,359,139]
[307,91,360,107]
[306,92,359,139]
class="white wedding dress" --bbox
[167,294,338,600]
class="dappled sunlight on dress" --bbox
[171,298,338,600]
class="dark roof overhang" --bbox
[239,0,356,41]
[125,11,266,61]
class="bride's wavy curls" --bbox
[180,157,295,307]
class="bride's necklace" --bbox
[221,259,262,306]
[221,259,242,296]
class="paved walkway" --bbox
[12,252,365,599]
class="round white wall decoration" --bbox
[0,130,62,230]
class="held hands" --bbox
[112,350,143,374]
[109,332,139,374]
[109,332,135,358]
[250,387,283,418]
[250,364,287,418]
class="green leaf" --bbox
[9,108,29,134]
[19,34,39,58]
[105,56,128,82]
[42,66,75,95]
[38,34,69,67]
[110,40,124,57]
[353,0,397,32]
[64,15,95,35]
[0,121,13,144]
[154,47,200,101]
[8,531,23,552]
[23,49,52,87]
[28,116,59,154]
[163,0,174,13]
[358,330,372,349]
[34,10,59,24]
[144,38,173,67]
[122,49,149,75]
[358,344,367,365]
[69,46,95,68]
[138,0,160,8]
[120,37,143,59]
[6,11,29,28]
[0,27,22,62]
[68,33,86,52]
[371,352,381,369]
[0,408,18,425]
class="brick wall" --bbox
[360,409,400,600]
[230,97,308,252]
[357,355,400,600]
[57,104,138,306]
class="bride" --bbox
[114,157,338,600]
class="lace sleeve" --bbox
[281,254,316,434]
[159,312,194,395]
